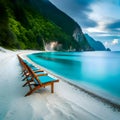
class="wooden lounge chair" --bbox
[17,55,44,81]
[24,62,59,96]
[22,63,48,87]
[17,55,59,96]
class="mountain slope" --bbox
[29,0,79,35]
[0,0,92,51]
[29,0,92,51]
[85,34,106,51]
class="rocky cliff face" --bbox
[73,28,93,51]
[73,27,85,42]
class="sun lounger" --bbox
[24,62,59,96]
[17,55,44,80]
[17,55,59,96]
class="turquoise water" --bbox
[28,51,120,98]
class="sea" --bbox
[27,51,120,104]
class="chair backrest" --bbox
[18,55,43,86]
[17,55,27,72]
[24,61,42,85]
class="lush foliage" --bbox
[0,0,90,51]
[0,0,78,50]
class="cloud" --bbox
[104,41,109,46]
[111,39,119,45]
[88,31,120,37]
[75,12,98,28]
[49,0,98,28]
[105,19,120,32]
[104,39,119,47]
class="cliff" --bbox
[0,0,92,51]
[85,34,108,51]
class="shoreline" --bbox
[19,51,120,111]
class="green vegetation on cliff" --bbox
[0,0,91,51]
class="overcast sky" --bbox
[49,0,120,51]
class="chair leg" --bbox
[22,76,28,81]
[28,83,32,91]
[51,83,54,93]
[22,80,32,87]
[25,86,41,96]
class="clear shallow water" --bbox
[28,51,120,98]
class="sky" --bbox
[49,0,120,51]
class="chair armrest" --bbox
[37,73,48,77]
[35,69,44,73]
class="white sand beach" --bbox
[0,47,120,120]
